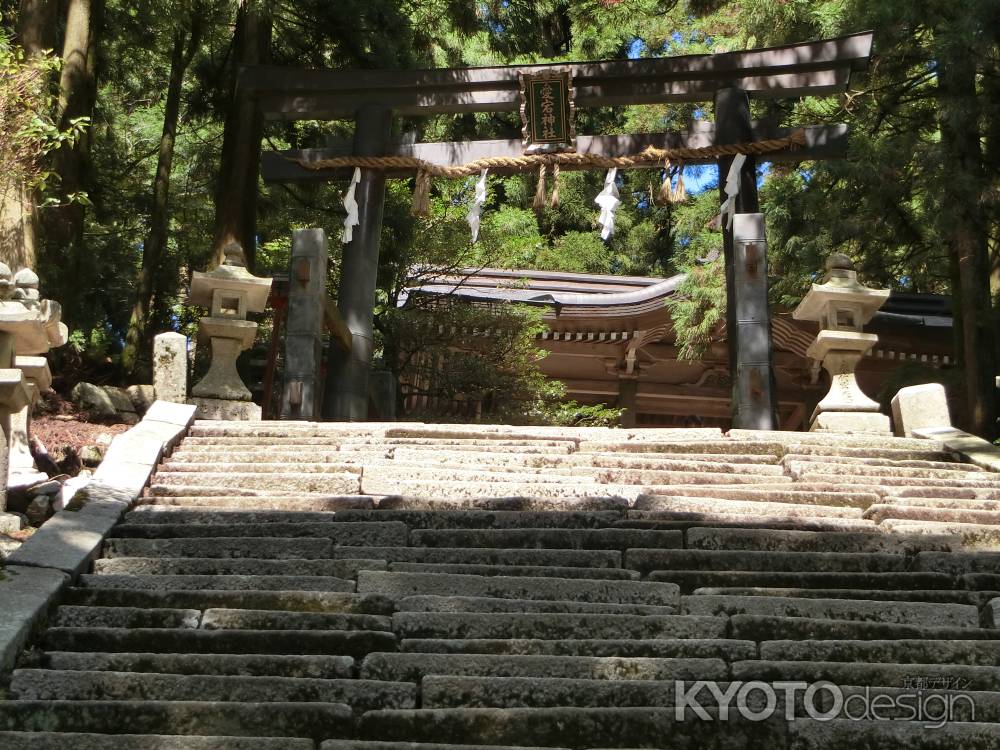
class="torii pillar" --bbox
[323,106,392,421]
[715,86,778,430]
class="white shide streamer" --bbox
[594,167,620,241]
[467,168,489,243]
[719,153,747,231]
[342,167,362,244]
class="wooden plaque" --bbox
[519,70,576,154]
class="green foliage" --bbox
[386,299,583,424]
[0,29,87,200]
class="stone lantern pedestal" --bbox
[793,254,890,435]
[0,266,68,499]
[188,244,271,420]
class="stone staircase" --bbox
[3,421,1000,748]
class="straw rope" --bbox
[295,129,807,177]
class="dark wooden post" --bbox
[714,86,777,430]
[323,106,392,421]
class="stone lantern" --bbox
[188,243,272,420]
[792,253,890,434]
[0,265,68,494]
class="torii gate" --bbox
[242,31,873,427]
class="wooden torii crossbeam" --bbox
[243,31,874,426]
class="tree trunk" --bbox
[121,17,201,378]
[211,0,272,271]
[17,0,58,55]
[938,34,998,439]
[0,0,58,270]
[50,0,98,247]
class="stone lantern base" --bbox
[189,396,262,421]
[810,411,890,434]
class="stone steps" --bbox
[7,419,1000,748]
[41,627,395,656]
[397,638,755,659]
[0,701,353,739]
[355,571,680,607]
[9,670,417,711]
[37,651,357,678]
[134,496,380,511]
[390,612,719,640]
[0,733,313,749]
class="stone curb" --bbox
[912,426,1000,473]
[0,400,197,674]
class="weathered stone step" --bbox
[376,496,630,512]
[103,537,338,559]
[787,719,1000,750]
[159,462,367,474]
[886,495,1000,511]
[693,587,981,605]
[390,450,782,471]
[786,460,985,480]
[390,563,636,580]
[50,605,200,629]
[648,570,955,593]
[964,574,1000,593]
[419,676,684,708]
[356,707,784,746]
[896,486,1000,499]
[360,652,727,682]
[398,638,755,660]
[63,587,394,614]
[684,527,956,553]
[42,627,396,656]
[0,733,312,750]
[94,556,386,577]
[108,522,408,545]
[879,520,1000,548]
[637,486,879,509]
[80,574,356,593]
[782,453,971,470]
[200,608,391,631]
[333,509,625,529]
[681,594,979,627]
[915,550,1000,574]
[866,503,1000,526]
[357,571,679,607]
[0,700,353,740]
[361,479,643,500]
[577,440,782,456]
[731,658,1000,689]
[636,495,867,518]
[729,614,1000,641]
[729,429,942,451]
[327,546,621,568]
[391,612,723,640]
[180,436,575,451]
[137,496,379,511]
[38,651,356,678]
[125,508,341,524]
[620,512,876,533]
[409,528,682,550]
[597,468,791,486]
[147,485,351,498]
[9,669,416,711]
[783,443,956,461]
[321,741,569,750]
[167,449,389,462]
[796,472,1000,489]
[381,425,723,441]
[760,638,1000,665]
[626,548,907,574]
[151,472,362,493]
[396,596,677,616]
